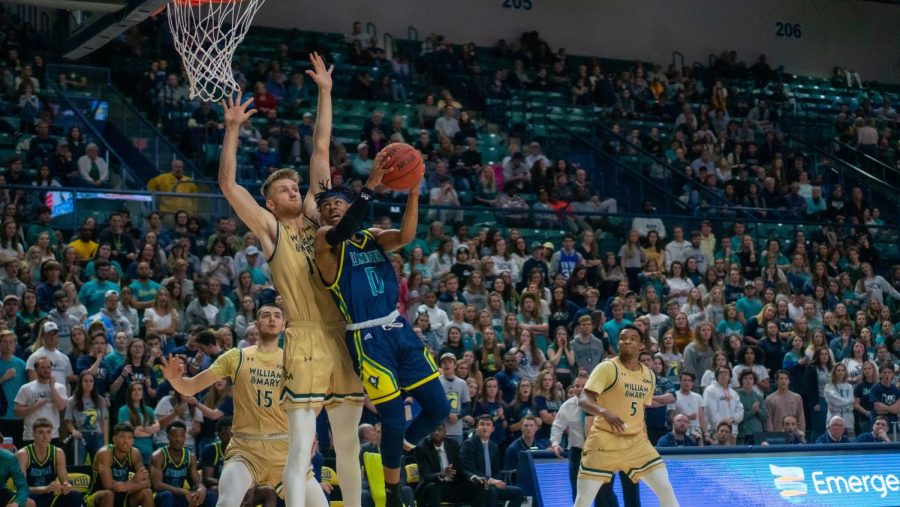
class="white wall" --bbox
[252,0,900,83]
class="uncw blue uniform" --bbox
[326,230,440,404]
[25,444,83,507]
[154,446,212,507]
[91,444,137,507]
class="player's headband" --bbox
[314,181,354,207]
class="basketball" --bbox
[376,143,425,191]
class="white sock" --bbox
[573,477,603,507]
[285,408,318,507]
[216,461,254,507]
[326,403,364,507]
[642,466,680,507]
[305,475,329,507]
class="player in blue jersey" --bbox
[314,179,450,507]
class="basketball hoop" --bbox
[167,0,265,102]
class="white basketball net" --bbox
[167,0,265,102]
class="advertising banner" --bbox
[527,445,900,507]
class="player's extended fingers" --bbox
[327,64,334,75]
[240,95,255,110]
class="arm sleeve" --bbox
[324,189,373,246]
[8,453,29,505]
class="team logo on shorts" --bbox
[770,465,807,502]
[368,375,379,388]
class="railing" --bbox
[104,85,199,179]
[44,69,141,190]
[47,63,199,182]
[589,120,745,217]
[783,133,900,219]
[832,139,900,189]
[383,33,395,60]
[672,51,684,72]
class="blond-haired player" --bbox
[574,325,679,507]
[160,305,328,507]
[217,53,363,507]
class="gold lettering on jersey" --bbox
[249,367,283,387]
[623,381,649,399]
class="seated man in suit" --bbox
[462,415,527,507]
[504,415,549,477]
[413,424,483,507]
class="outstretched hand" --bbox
[221,91,256,128]
[160,354,186,382]
[305,52,334,92]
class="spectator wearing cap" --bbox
[438,353,470,444]
[86,290,133,344]
[2,295,29,344]
[48,139,79,186]
[0,329,26,447]
[36,261,63,313]
[735,281,763,326]
[77,259,119,316]
[450,245,475,287]
[351,142,372,179]
[0,258,25,301]
[520,241,549,287]
[631,201,667,239]
[237,246,269,286]
[501,151,531,193]
[147,159,198,217]
[524,141,550,170]
[77,143,109,187]
[25,321,74,387]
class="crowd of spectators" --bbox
[1,7,900,505]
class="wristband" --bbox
[359,187,374,200]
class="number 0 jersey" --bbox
[584,357,656,436]
[326,230,399,324]
[209,345,286,435]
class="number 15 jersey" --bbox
[209,346,286,435]
[327,230,398,324]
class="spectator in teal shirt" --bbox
[601,300,632,354]
[117,382,159,463]
[0,446,29,507]
[735,282,762,325]
[0,330,26,448]
[77,260,119,316]
[127,262,161,324]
